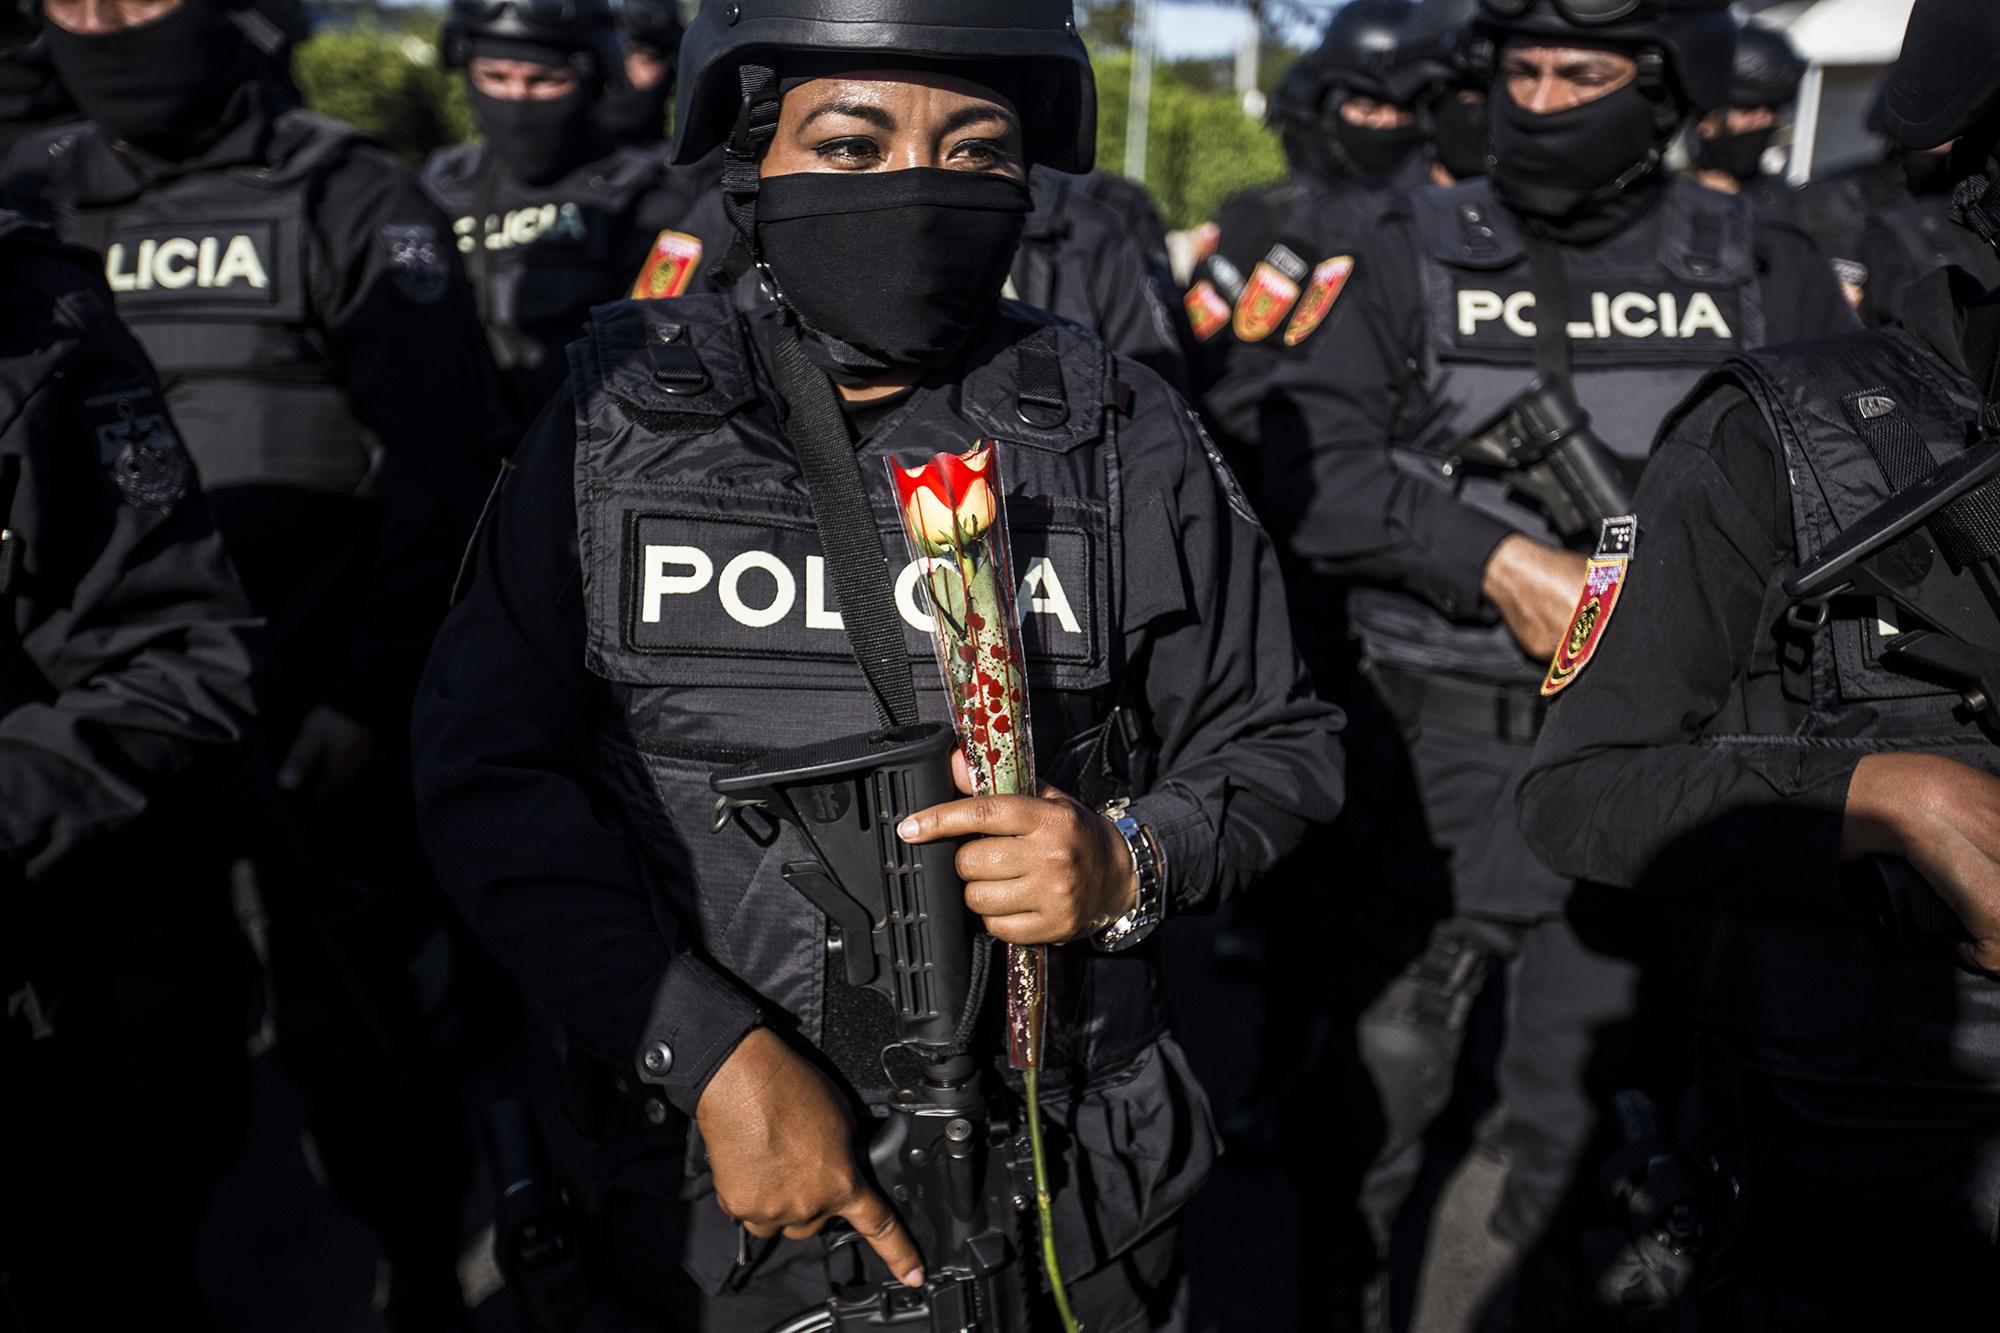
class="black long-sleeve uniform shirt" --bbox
[1515,275,1979,907]
[412,322,1346,1114]
[3,90,501,729]
[0,210,256,901]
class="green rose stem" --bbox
[896,444,1079,1331]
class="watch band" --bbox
[1093,797,1165,952]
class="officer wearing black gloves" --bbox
[0,206,256,1328]
[411,1,1345,1327]
[600,0,680,148]
[1219,0,1852,1320]
[1690,19,1805,218]
[425,0,700,433]
[1520,3,2000,1322]
[2,0,499,1323]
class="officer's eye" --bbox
[814,136,883,168]
[949,139,1008,169]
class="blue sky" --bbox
[1156,1,1328,58]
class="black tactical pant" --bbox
[0,855,250,1329]
[1722,1069,2000,1331]
[233,736,471,1315]
[1310,708,1689,1320]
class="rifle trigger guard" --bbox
[1786,598,1834,633]
[712,794,782,846]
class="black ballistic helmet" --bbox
[1879,0,2000,151]
[1729,20,1804,110]
[441,0,621,77]
[1474,0,1737,113]
[672,0,1095,171]
[1268,45,1337,131]
[618,0,683,55]
[1400,0,1483,94]
[1315,0,1423,104]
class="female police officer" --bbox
[411,2,1344,1327]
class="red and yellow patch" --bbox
[1233,245,1309,343]
[1191,220,1221,263]
[1542,517,1638,697]
[1184,280,1232,343]
[630,229,704,300]
[1283,255,1356,347]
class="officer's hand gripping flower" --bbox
[412,0,1343,1324]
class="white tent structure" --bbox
[1753,0,1915,181]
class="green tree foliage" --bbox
[293,17,471,166]
[1093,52,1285,229]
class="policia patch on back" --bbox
[85,384,190,510]
[1542,516,1637,697]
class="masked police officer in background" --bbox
[2,0,501,1322]
[426,0,700,434]
[411,0,1345,1325]
[0,205,257,1327]
[1853,91,2000,329]
[599,0,681,149]
[1186,0,1428,414]
[1217,0,1851,1322]
[1688,19,1805,218]
[1405,0,1489,189]
[1520,3,2000,1322]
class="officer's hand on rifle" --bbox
[1844,753,2000,973]
[1481,533,1589,660]
[898,749,1141,944]
[696,1026,927,1287]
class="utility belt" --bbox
[1367,662,1546,744]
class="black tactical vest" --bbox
[1704,331,2000,1103]
[1351,177,1765,683]
[423,142,666,421]
[1874,194,2000,297]
[568,295,1163,1099]
[35,110,366,500]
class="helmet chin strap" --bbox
[714,61,780,288]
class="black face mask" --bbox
[41,2,251,156]
[1903,144,1960,196]
[1491,79,1663,221]
[472,84,597,186]
[1431,92,1489,181]
[754,168,1032,384]
[595,79,672,146]
[1334,115,1420,177]
[1697,125,1777,183]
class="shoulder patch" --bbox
[1283,255,1355,347]
[378,223,448,305]
[1233,244,1307,343]
[87,385,190,510]
[1541,516,1637,697]
[1831,256,1868,310]
[1191,220,1221,262]
[1184,280,1231,343]
[1193,413,1259,526]
[631,229,704,300]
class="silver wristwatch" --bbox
[1093,797,1166,953]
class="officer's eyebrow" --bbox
[799,99,897,133]
[938,104,1018,138]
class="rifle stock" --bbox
[1447,381,1637,542]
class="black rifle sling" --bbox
[768,327,922,730]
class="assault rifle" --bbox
[711,723,1037,1333]
[1444,380,1638,543]
[1783,440,2000,940]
